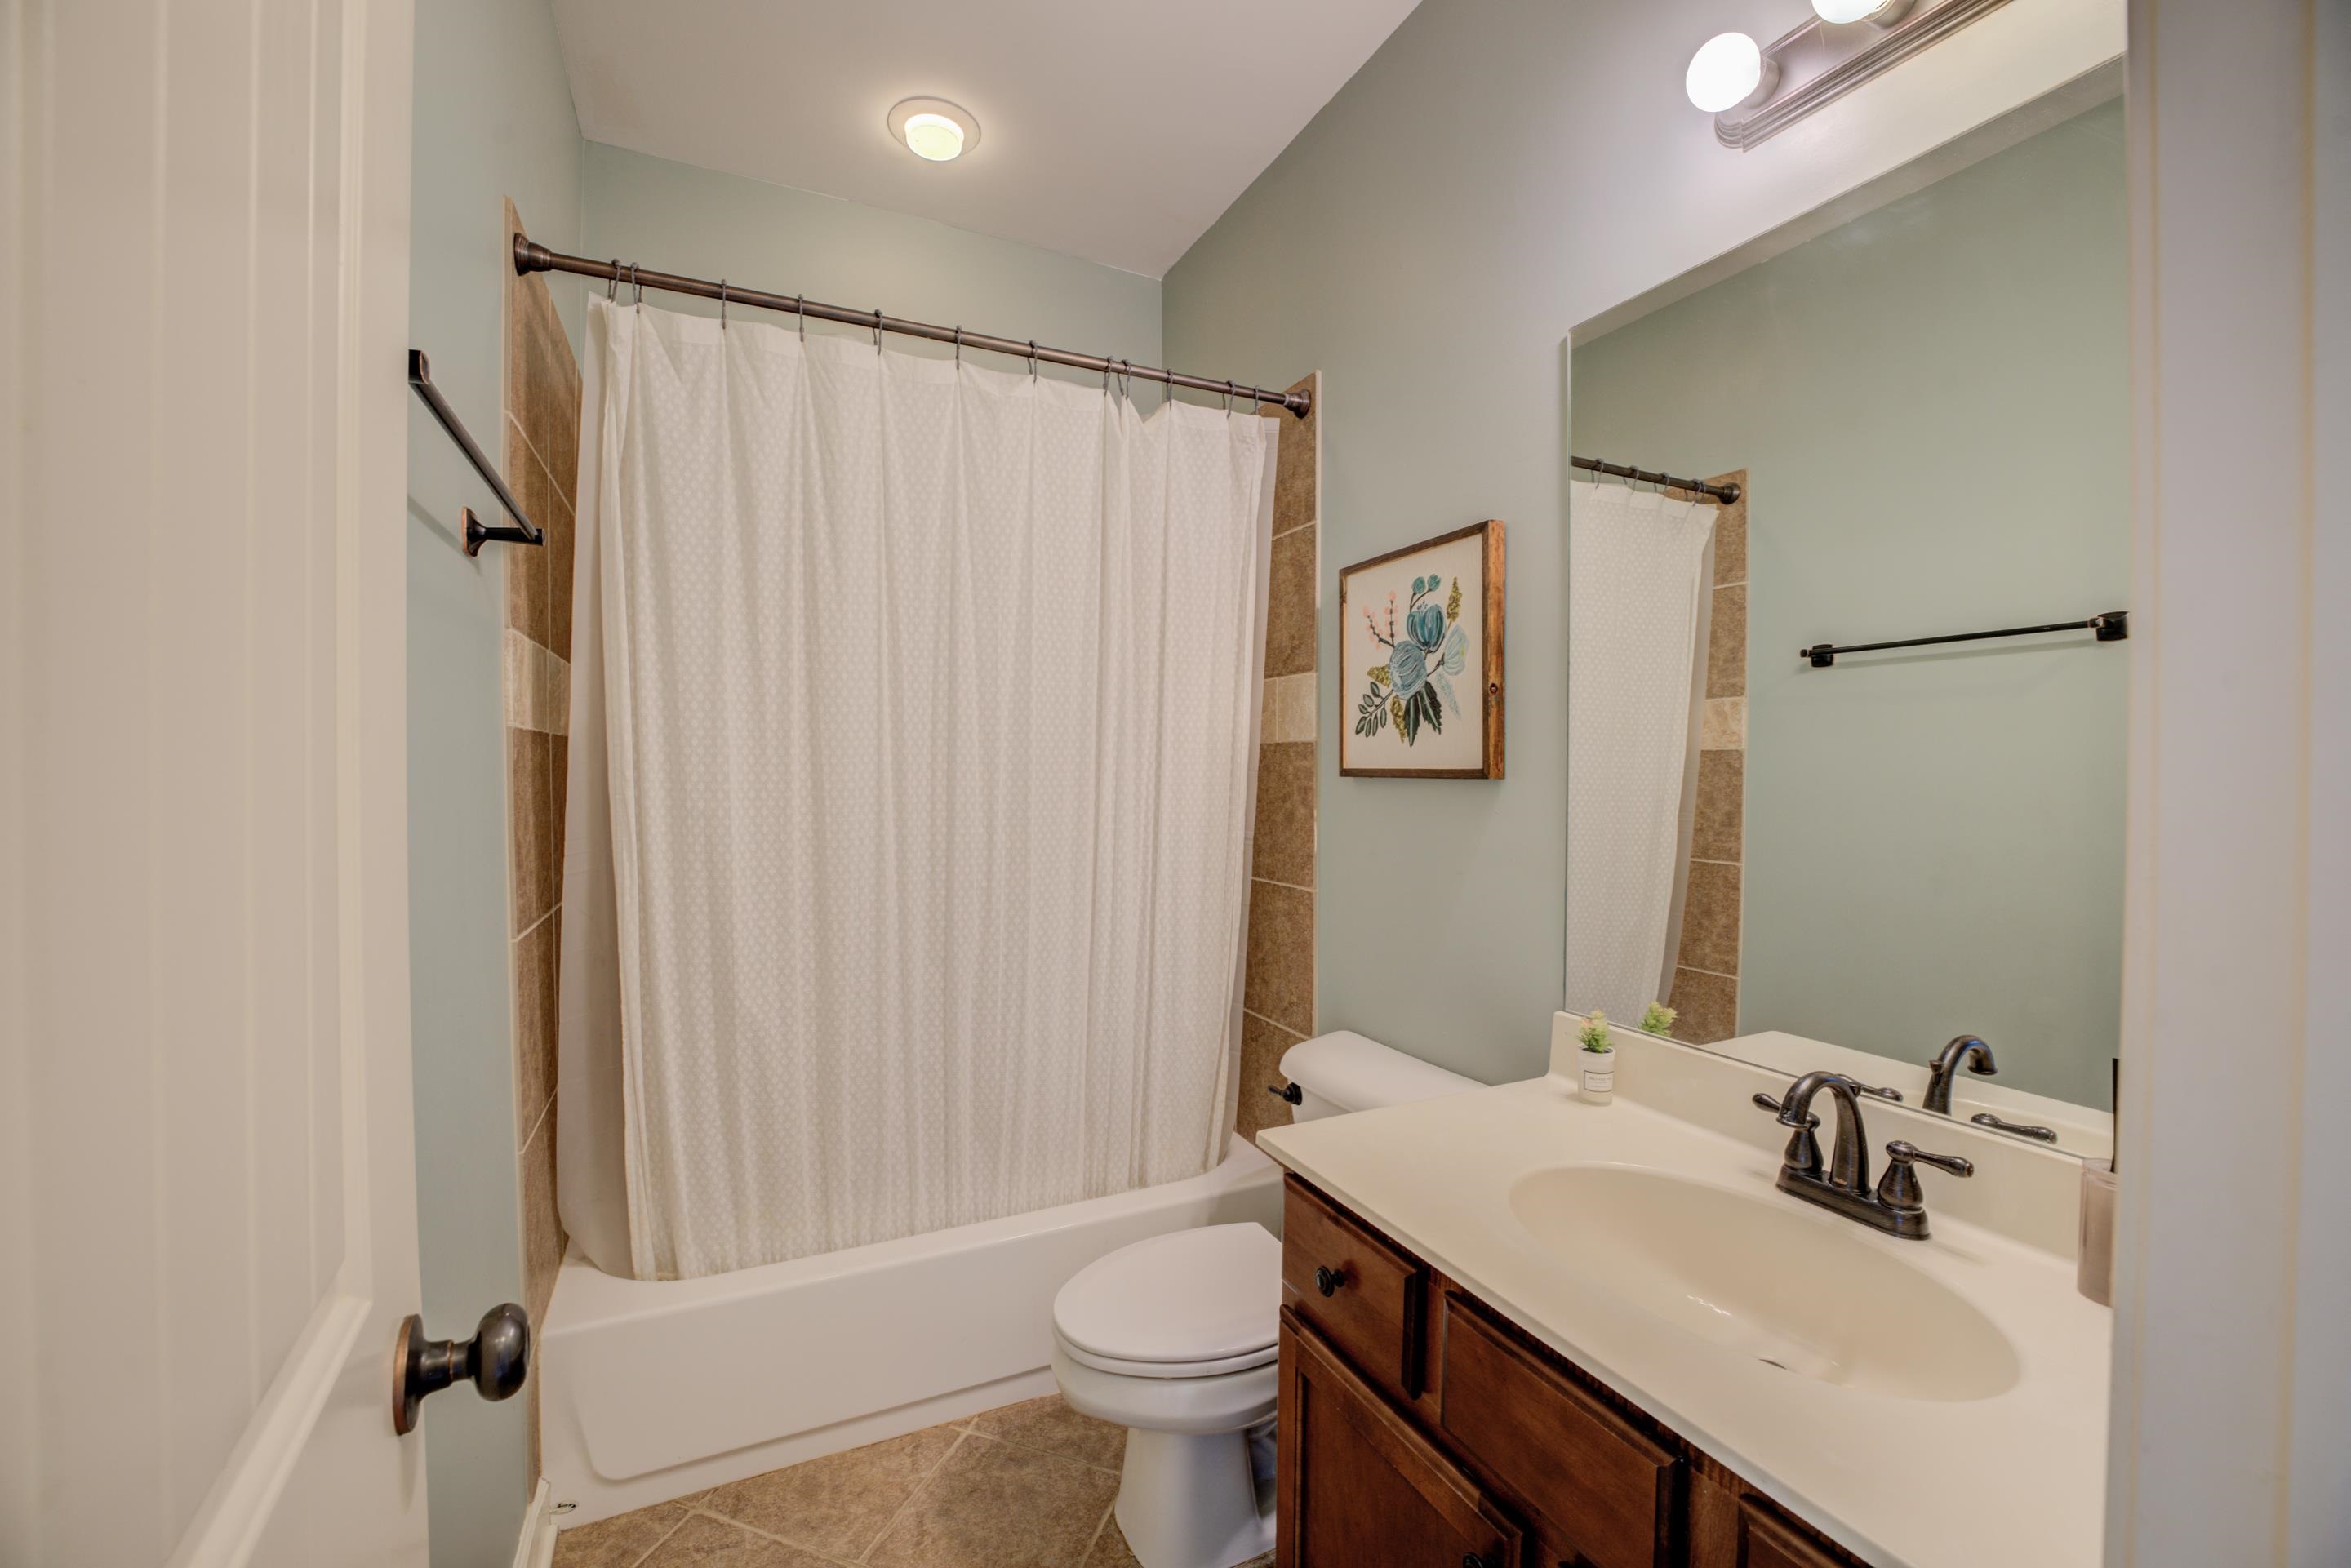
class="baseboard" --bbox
[511,1478,558,1568]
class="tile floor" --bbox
[551,1393,1277,1568]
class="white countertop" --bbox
[1256,1050,2110,1567]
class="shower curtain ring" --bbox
[630,263,642,310]
[1026,340,1038,380]
[718,279,727,331]
[794,295,805,342]
[607,260,620,301]
[953,326,963,366]
[1223,380,1235,416]
[873,309,884,353]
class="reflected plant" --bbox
[1641,1002,1678,1037]
[1354,574,1469,744]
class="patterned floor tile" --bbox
[966,1395,1127,1472]
[865,1434,1119,1568]
[700,1424,961,1560]
[639,1512,840,1566]
[552,1502,691,1568]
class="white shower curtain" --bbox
[558,297,1275,1280]
[1565,480,1718,1026]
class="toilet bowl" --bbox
[1051,1224,1281,1568]
[1049,1032,1483,1568]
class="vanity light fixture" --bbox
[1683,33,1776,114]
[887,97,979,162]
[1692,0,2013,149]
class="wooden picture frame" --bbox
[1338,519,1505,779]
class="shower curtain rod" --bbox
[1571,454,1741,505]
[513,236,1312,419]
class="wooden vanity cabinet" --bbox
[1278,1175,1864,1568]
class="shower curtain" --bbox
[558,297,1276,1280]
[1565,479,1718,1026]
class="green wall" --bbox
[406,0,583,1559]
[583,143,1162,386]
[1572,100,2127,1107]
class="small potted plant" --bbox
[1640,1002,1678,1037]
[1576,1011,1615,1104]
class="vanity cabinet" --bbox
[1277,1175,1863,1568]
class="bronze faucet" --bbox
[1923,1035,1998,1114]
[1753,1071,1974,1239]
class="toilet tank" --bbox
[1278,1030,1482,1122]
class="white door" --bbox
[0,1,430,1564]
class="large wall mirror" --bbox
[1564,82,2126,1159]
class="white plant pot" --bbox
[1579,1047,1615,1104]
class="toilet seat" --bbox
[1051,1222,1279,1379]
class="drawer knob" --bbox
[1463,1555,1497,1568]
[1313,1264,1346,1297]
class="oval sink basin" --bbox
[1509,1164,2019,1403]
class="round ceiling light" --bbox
[1684,32,1776,114]
[887,97,978,162]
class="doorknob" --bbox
[393,1303,531,1435]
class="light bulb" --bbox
[1813,0,1889,20]
[1685,33,1767,114]
[903,112,965,162]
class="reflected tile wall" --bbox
[1670,473,1748,1046]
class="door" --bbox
[2,0,427,1563]
[1278,1309,1523,1568]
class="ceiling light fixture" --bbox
[1683,33,1776,114]
[1812,0,1917,24]
[887,97,979,163]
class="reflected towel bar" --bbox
[1801,611,2128,668]
[408,349,545,557]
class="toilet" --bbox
[1051,1032,1480,1568]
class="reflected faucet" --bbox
[1923,1035,1998,1114]
[1753,1071,1973,1240]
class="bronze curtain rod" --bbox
[513,237,1311,419]
[1571,454,1741,505]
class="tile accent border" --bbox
[1670,472,1749,1046]
[501,198,582,1489]
[1236,374,1319,1148]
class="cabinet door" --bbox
[1283,1175,1432,1400]
[1688,1472,1859,1568]
[1279,1308,1523,1568]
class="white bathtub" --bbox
[538,1139,1284,1525]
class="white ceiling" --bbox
[551,0,1425,279]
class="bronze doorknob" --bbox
[393,1303,530,1436]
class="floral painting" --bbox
[1354,573,1469,745]
[1338,520,1505,778]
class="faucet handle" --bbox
[1751,1091,1818,1127]
[1877,1139,1975,1215]
[1753,1093,1823,1178]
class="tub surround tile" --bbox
[1265,373,1318,536]
[1237,1010,1304,1148]
[1242,879,1314,1037]
[703,1425,961,1561]
[509,728,558,935]
[513,914,559,1135]
[1706,584,1748,700]
[1708,479,1747,587]
[549,485,578,657]
[1260,673,1316,744]
[521,1099,562,1327]
[1264,526,1318,678]
[1678,861,1743,978]
[867,1436,1119,1568]
[639,1513,839,1567]
[1668,966,1740,1046]
[1700,695,1747,751]
[1250,743,1316,888]
[1691,750,1744,864]
[966,1396,1126,1472]
[504,417,553,646]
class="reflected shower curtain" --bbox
[559,297,1274,1280]
[1565,480,1717,1026]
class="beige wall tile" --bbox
[1269,372,1318,535]
[509,728,557,935]
[1709,479,1747,588]
[1236,1011,1304,1147]
[519,1099,562,1349]
[1700,695,1747,751]
[1251,743,1316,888]
[1261,672,1317,744]
[1264,526,1317,678]
[1242,880,1314,1036]
[1677,860,1742,976]
[548,485,577,660]
[1691,749,1744,864]
[1668,966,1739,1045]
[1706,583,1747,700]
[513,914,558,1139]
[503,420,550,646]
[551,743,571,906]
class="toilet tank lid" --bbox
[1278,1030,1482,1114]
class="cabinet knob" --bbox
[1463,1554,1497,1568]
[1313,1264,1345,1298]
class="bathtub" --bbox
[537,1138,1284,1525]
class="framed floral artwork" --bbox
[1338,519,1505,778]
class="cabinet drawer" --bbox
[1689,1472,1862,1568]
[1278,1308,1522,1568]
[1282,1176,1430,1400]
[1438,1295,1681,1568]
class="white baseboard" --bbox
[512,1479,558,1568]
